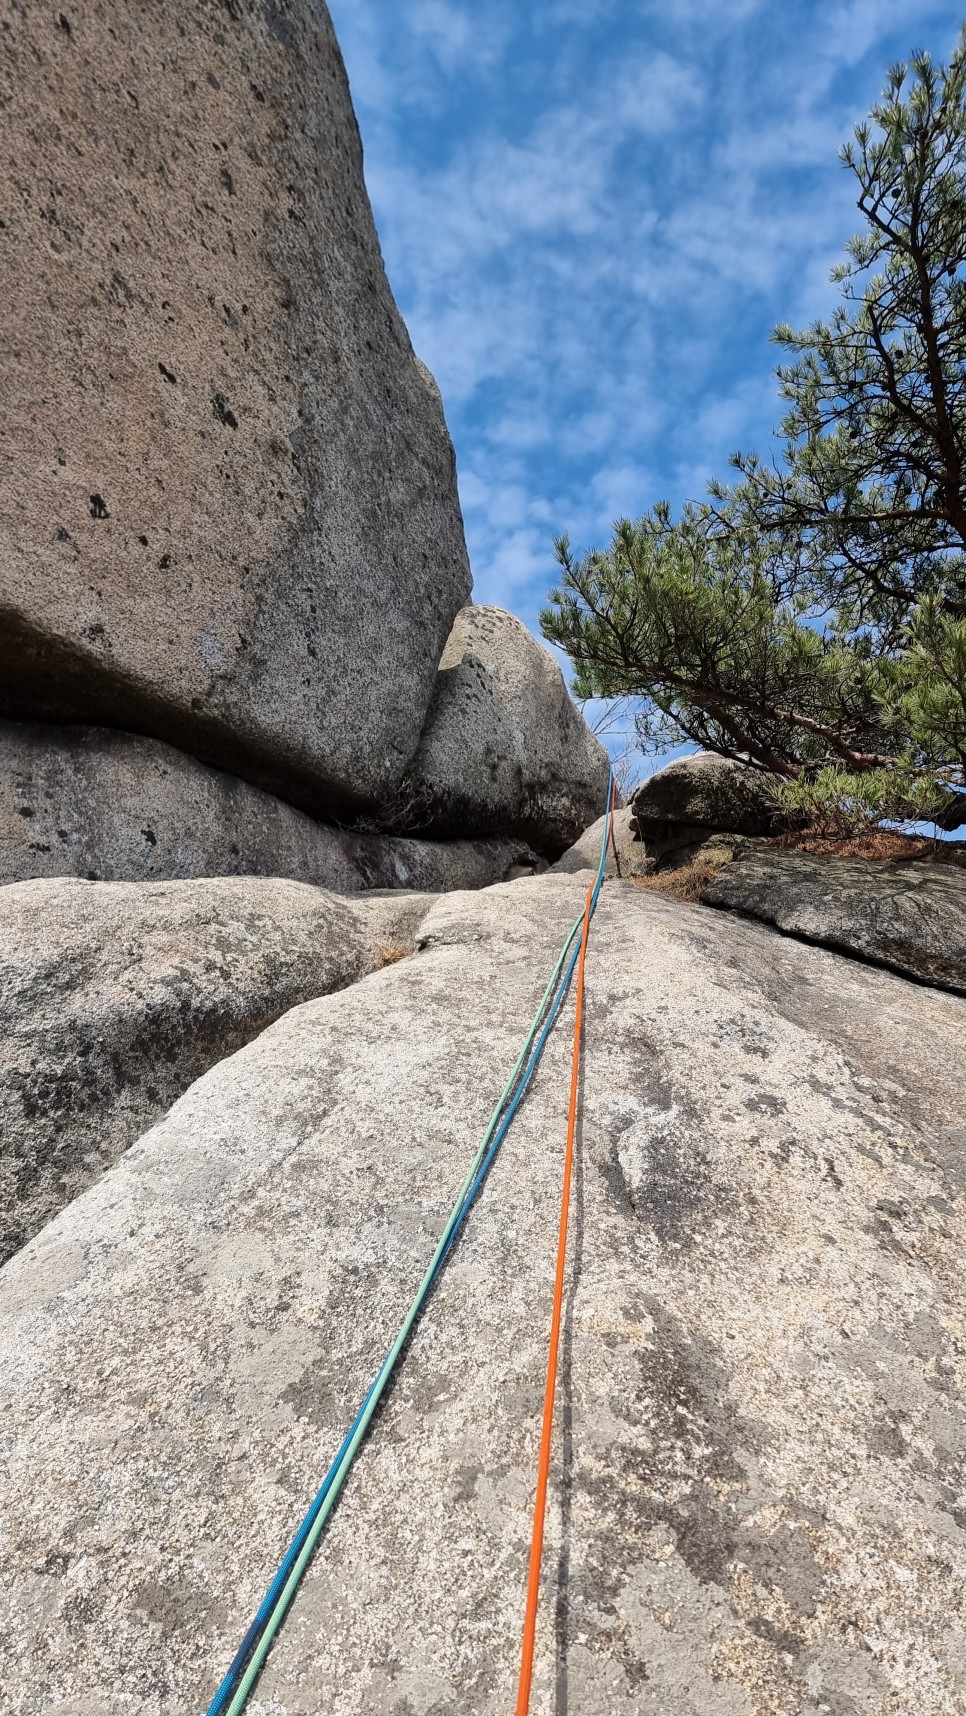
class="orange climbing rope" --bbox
[512,777,616,1714]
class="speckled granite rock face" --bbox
[0,1,470,818]
[632,753,783,837]
[2,876,964,1713]
[398,606,612,856]
[0,721,537,890]
[0,877,436,1265]
[703,846,966,993]
[552,805,654,877]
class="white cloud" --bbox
[327,0,960,763]
[406,0,515,72]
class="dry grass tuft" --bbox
[377,943,411,967]
[632,855,730,903]
[767,827,966,866]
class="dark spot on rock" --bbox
[133,1575,201,1638]
[611,1106,728,1248]
[865,1404,909,1460]
[808,1694,863,1716]
[739,1523,825,1622]
[600,1145,633,1215]
[212,393,238,429]
[264,1,297,51]
[89,493,109,519]
[138,534,149,546]
[158,362,177,384]
[207,71,221,89]
[54,525,71,542]
[579,1303,760,1603]
[250,82,265,102]
[158,554,172,569]
[141,828,157,847]
[27,842,52,854]
[56,13,71,34]
[740,1081,787,1115]
[219,167,235,196]
[16,805,34,818]
[744,1610,806,1655]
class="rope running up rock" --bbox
[206,773,616,1716]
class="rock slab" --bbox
[0,720,536,891]
[0,0,470,816]
[0,877,436,1264]
[398,606,612,856]
[703,846,966,993]
[2,875,965,1712]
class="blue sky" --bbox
[327,0,960,774]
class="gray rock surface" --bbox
[399,606,612,856]
[632,751,783,836]
[635,820,752,876]
[0,877,436,1264]
[0,721,536,891]
[2,875,964,1713]
[552,805,654,877]
[703,846,966,993]
[0,1,470,818]
[555,799,751,884]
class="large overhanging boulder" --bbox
[632,750,785,837]
[398,605,612,856]
[0,720,537,891]
[0,1,470,819]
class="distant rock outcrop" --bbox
[0,878,436,1263]
[553,805,654,877]
[0,721,538,890]
[2,874,964,1710]
[703,846,966,992]
[0,0,470,819]
[399,606,612,856]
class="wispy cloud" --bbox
[327,0,956,671]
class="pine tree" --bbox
[542,34,966,830]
